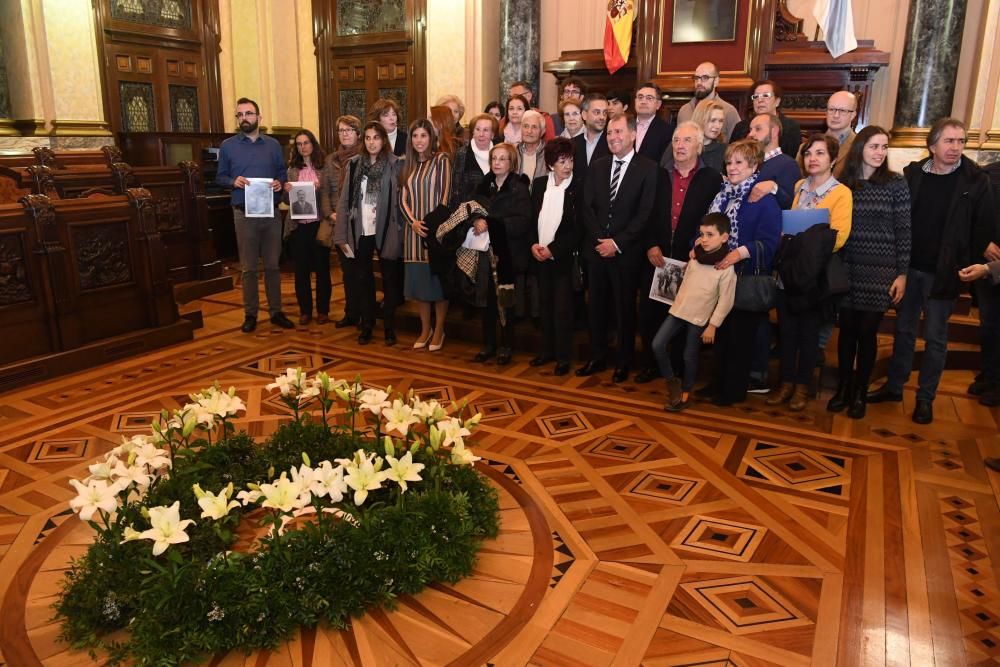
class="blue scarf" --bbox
[709,172,759,250]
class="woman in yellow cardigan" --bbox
[768,134,852,411]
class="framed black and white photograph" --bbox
[245,178,275,218]
[672,0,738,43]
[289,182,318,220]
[649,258,688,305]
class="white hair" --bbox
[521,109,543,128]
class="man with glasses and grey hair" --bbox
[216,97,293,333]
[676,61,741,140]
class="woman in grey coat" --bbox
[335,122,404,346]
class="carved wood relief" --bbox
[72,222,132,290]
[0,232,31,306]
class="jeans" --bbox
[289,222,331,316]
[776,290,823,385]
[975,279,1000,384]
[233,207,283,317]
[652,315,704,390]
[885,269,955,401]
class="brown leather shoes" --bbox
[766,383,794,406]
[789,385,810,411]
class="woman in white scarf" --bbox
[528,137,581,376]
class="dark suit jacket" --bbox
[572,131,610,184]
[392,130,407,157]
[529,175,582,272]
[635,116,674,164]
[646,165,724,261]
[581,152,658,260]
[730,112,802,161]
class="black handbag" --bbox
[824,251,850,296]
[734,240,777,312]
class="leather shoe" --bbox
[985,457,1000,473]
[612,367,629,383]
[316,313,329,324]
[384,329,397,346]
[529,355,554,367]
[270,313,295,329]
[241,316,257,333]
[554,362,571,376]
[634,367,660,384]
[867,384,904,403]
[497,348,512,366]
[473,349,496,363]
[298,314,312,325]
[969,378,993,396]
[912,399,933,424]
[335,316,358,329]
[694,384,720,399]
[357,328,373,345]
[575,360,606,377]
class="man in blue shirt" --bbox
[216,97,292,333]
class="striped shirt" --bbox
[401,153,452,262]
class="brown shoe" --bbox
[664,377,683,411]
[766,383,794,406]
[299,314,312,325]
[316,313,329,324]
[789,385,810,411]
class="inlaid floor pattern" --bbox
[1,276,999,666]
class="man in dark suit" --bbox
[636,121,724,383]
[577,112,659,383]
[291,189,315,216]
[634,82,674,163]
[572,93,610,183]
[371,98,407,157]
[729,79,802,159]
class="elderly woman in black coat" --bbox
[528,137,580,375]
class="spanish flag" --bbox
[603,0,634,74]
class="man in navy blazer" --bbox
[634,83,674,164]
[577,112,659,383]
[572,93,610,183]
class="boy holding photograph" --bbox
[652,212,737,411]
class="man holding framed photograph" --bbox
[216,97,293,333]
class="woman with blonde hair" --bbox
[436,94,466,141]
[400,117,452,351]
[691,99,728,174]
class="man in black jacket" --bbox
[572,93,610,183]
[868,118,999,424]
[577,113,659,382]
[634,83,674,163]
[636,121,723,383]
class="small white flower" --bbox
[358,388,391,415]
[450,442,481,466]
[437,418,472,449]
[193,483,240,520]
[381,399,421,436]
[384,451,425,493]
[342,450,388,505]
[411,397,446,422]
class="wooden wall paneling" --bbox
[0,204,56,365]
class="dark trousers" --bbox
[537,262,574,363]
[712,309,765,402]
[586,253,640,368]
[354,234,401,330]
[482,272,513,351]
[336,246,360,320]
[749,317,773,383]
[836,308,884,388]
[975,280,1000,384]
[776,291,823,385]
[289,222,332,316]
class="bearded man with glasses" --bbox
[676,61,741,141]
[729,79,802,159]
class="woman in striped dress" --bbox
[400,117,452,350]
[827,125,910,418]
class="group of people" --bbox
[215,60,999,426]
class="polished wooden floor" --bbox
[1,274,999,666]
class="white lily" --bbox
[196,387,246,419]
[111,459,153,490]
[381,399,421,436]
[121,525,143,543]
[133,442,171,471]
[266,368,306,396]
[236,485,262,506]
[358,388,391,415]
[193,482,240,520]
[343,451,388,505]
[69,478,124,521]
[113,434,152,458]
[309,460,347,502]
[384,451,425,493]
[437,418,472,448]
[258,474,307,513]
[450,442,481,466]
[411,398,447,422]
[86,455,120,483]
[138,501,195,556]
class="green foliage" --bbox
[55,426,500,666]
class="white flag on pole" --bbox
[814,0,858,59]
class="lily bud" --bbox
[383,436,395,458]
[193,483,206,499]
[302,452,312,467]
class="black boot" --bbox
[847,384,867,419]
[826,379,851,413]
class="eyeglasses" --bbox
[635,94,659,102]
[337,128,358,134]
[692,75,717,83]
[562,87,581,95]
[750,92,774,101]
[827,107,856,115]
[234,111,257,119]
